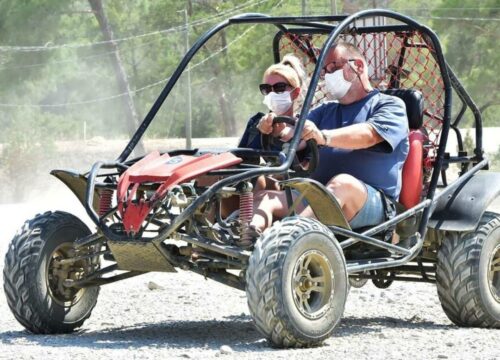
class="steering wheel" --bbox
[261,115,319,177]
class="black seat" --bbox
[382,88,424,130]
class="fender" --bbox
[280,178,351,229]
[428,171,500,231]
[51,169,100,213]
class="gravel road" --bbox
[0,198,499,360]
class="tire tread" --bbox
[246,217,346,348]
[436,212,500,328]
[3,211,99,334]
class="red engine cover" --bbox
[117,151,242,234]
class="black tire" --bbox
[436,211,500,327]
[246,217,348,348]
[3,211,100,334]
[371,270,394,289]
[348,272,369,288]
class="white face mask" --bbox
[324,69,352,100]
[263,90,293,115]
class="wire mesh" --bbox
[277,29,445,193]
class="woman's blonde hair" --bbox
[263,54,306,90]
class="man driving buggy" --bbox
[249,41,409,236]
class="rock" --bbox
[437,355,448,359]
[220,345,234,355]
[147,281,164,291]
[408,314,423,322]
[386,298,395,304]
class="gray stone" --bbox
[220,345,234,355]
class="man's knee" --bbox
[326,174,368,218]
[327,173,366,195]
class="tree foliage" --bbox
[0,0,498,201]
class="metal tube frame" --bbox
[80,10,486,280]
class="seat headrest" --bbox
[382,89,424,130]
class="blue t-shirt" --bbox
[308,90,409,200]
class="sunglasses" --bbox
[322,59,356,74]
[259,82,292,95]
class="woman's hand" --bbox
[257,113,274,134]
[257,113,286,136]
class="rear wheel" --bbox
[371,270,394,289]
[3,211,100,333]
[246,217,348,348]
[436,212,500,327]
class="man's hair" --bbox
[334,41,365,61]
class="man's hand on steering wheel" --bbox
[301,120,327,146]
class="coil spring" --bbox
[238,189,254,244]
[98,189,113,217]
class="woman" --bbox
[238,54,306,150]
[217,54,306,246]
[217,55,306,239]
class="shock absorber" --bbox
[237,181,254,245]
[98,188,113,217]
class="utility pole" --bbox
[331,0,338,15]
[182,8,192,150]
[302,0,307,16]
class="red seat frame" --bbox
[382,89,426,209]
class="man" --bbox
[251,41,409,232]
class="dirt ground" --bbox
[0,196,499,360]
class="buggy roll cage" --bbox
[83,9,487,274]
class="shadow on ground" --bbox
[0,314,452,351]
[337,315,452,336]
[0,318,266,352]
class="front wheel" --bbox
[246,217,348,348]
[3,211,100,333]
[436,211,500,327]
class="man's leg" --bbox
[325,174,368,221]
[298,173,367,221]
[250,173,374,231]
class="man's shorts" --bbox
[348,183,385,229]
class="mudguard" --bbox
[51,169,100,213]
[428,171,500,231]
[280,178,351,229]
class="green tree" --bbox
[430,0,499,126]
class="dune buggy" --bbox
[3,9,500,348]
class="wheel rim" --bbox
[292,250,334,320]
[488,244,500,303]
[46,242,87,306]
